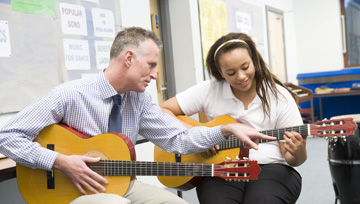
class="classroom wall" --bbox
[294,0,343,74]
[168,0,204,93]
[167,0,344,92]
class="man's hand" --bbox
[53,154,108,195]
[221,123,276,150]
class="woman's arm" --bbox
[160,96,193,129]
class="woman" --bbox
[160,32,307,203]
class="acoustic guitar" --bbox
[154,115,357,190]
[16,123,261,204]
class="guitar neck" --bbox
[88,160,214,177]
[219,124,309,150]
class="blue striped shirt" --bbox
[0,71,225,171]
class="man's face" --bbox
[128,39,159,92]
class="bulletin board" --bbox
[198,0,265,72]
[0,0,122,114]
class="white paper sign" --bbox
[95,40,112,69]
[59,3,87,36]
[235,11,252,31]
[92,8,116,38]
[63,39,90,70]
[0,20,11,57]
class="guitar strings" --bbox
[87,161,250,176]
[219,126,309,150]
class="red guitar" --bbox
[154,115,357,190]
[16,124,261,204]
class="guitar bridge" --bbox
[175,154,181,163]
[47,144,55,189]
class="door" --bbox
[266,6,287,82]
[149,0,167,103]
[340,0,360,68]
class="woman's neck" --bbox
[231,81,257,110]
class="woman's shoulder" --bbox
[274,83,296,101]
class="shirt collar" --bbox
[97,70,119,100]
[222,80,234,99]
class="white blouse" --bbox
[176,79,303,165]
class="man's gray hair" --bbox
[110,27,163,60]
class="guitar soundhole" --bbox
[84,151,109,178]
[84,151,108,160]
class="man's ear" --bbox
[124,50,134,67]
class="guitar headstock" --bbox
[214,159,261,181]
[310,117,357,137]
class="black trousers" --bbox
[196,164,302,204]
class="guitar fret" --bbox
[137,161,141,175]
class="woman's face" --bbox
[218,47,256,95]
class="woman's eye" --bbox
[228,72,235,76]
[242,66,249,70]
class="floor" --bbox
[166,136,338,204]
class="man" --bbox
[0,27,273,203]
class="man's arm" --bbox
[161,96,276,151]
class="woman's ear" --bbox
[219,69,225,79]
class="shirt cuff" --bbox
[37,148,59,171]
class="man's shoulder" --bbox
[53,77,97,96]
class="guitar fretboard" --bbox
[219,124,309,150]
[88,160,214,177]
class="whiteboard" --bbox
[0,0,122,113]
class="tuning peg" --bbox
[226,157,232,161]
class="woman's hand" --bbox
[202,145,220,157]
[280,131,307,166]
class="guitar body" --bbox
[16,124,136,204]
[154,115,238,190]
